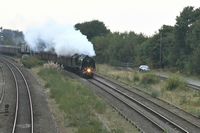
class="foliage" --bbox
[133,73,140,82]
[75,20,110,41]
[173,6,200,70]
[4,6,200,76]
[151,90,160,98]
[0,29,25,46]
[96,64,200,117]
[140,73,159,85]
[84,6,200,75]
[164,76,187,91]
[92,32,147,65]
[21,55,44,68]
[38,68,108,132]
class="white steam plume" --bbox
[24,21,96,57]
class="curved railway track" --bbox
[1,57,34,133]
[90,74,200,133]
[0,63,5,104]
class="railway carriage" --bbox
[0,45,20,55]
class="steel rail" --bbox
[88,79,165,133]
[2,57,34,133]
[92,76,189,133]
[0,63,5,104]
[1,60,19,133]
[95,73,200,128]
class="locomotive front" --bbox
[78,55,95,78]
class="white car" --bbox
[139,65,150,72]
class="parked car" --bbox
[139,65,150,72]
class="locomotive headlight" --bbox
[87,68,91,73]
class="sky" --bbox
[0,0,199,36]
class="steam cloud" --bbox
[24,21,95,57]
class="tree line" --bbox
[75,6,200,75]
[0,29,24,46]
[1,6,200,75]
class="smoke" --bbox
[24,21,95,56]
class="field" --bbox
[96,64,200,117]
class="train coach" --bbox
[0,45,20,55]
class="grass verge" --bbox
[21,55,44,68]
[38,68,107,132]
[36,65,139,133]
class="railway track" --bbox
[88,78,164,133]
[90,74,200,133]
[1,57,34,133]
[187,83,200,91]
[0,63,5,104]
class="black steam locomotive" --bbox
[36,52,95,78]
[0,45,95,78]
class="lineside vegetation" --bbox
[96,64,200,117]
[21,55,44,68]
[29,62,139,133]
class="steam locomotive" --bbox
[0,44,95,78]
[36,52,95,78]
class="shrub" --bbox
[140,73,159,85]
[151,90,160,98]
[164,76,186,91]
[21,56,44,68]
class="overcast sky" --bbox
[0,0,199,35]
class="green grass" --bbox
[140,73,159,85]
[38,68,108,132]
[21,55,44,68]
[164,76,187,91]
[36,66,140,132]
[133,73,140,82]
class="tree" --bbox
[174,6,200,69]
[75,20,110,41]
[159,25,175,68]
[92,32,147,65]
[186,20,200,74]
[1,29,25,46]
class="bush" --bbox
[21,56,44,68]
[140,73,159,85]
[151,90,160,98]
[164,76,186,91]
